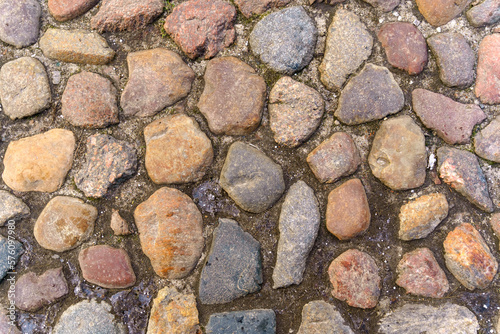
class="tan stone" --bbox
[110,209,132,235]
[415,0,472,26]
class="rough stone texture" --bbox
[319,9,373,90]
[427,32,476,87]
[2,129,75,193]
[361,0,400,11]
[269,76,324,147]
[476,34,500,104]
[110,209,132,235]
[14,267,68,312]
[379,303,480,334]
[235,0,291,17]
[297,300,354,334]
[144,114,213,184]
[475,116,500,163]
[198,57,266,135]
[437,147,494,212]
[377,22,427,75]
[91,0,164,32]
[412,89,486,145]
[74,135,137,198]
[444,223,498,290]
[34,196,97,252]
[273,181,320,288]
[0,306,21,334]
[206,310,276,334]
[467,0,500,27]
[490,212,500,240]
[0,191,30,225]
[250,6,317,74]
[335,64,404,125]
[0,235,23,281]
[368,116,426,190]
[328,249,380,308]
[326,179,370,240]
[219,141,285,213]
[306,132,361,183]
[399,193,448,240]
[0,57,51,120]
[164,0,236,59]
[61,72,119,128]
[49,0,99,21]
[147,286,200,334]
[415,0,473,26]
[396,248,449,298]
[134,187,204,279]
[121,48,195,118]
[0,0,40,48]
[39,29,115,65]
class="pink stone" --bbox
[476,34,500,104]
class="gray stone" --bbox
[467,0,500,27]
[250,6,317,74]
[220,142,285,213]
[0,191,30,225]
[475,116,500,163]
[199,219,262,304]
[0,306,21,334]
[0,0,40,48]
[273,181,320,288]
[206,309,276,334]
[0,235,23,281]
[297,300,354,334]
[361,0,400,11]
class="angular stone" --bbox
[328,249,380,309]
[121,49,195,118]
[250,6,317,74]
[148,287,200,334]
[34,196,97,252]
[61,72,119,128]
[0,57,51,120]
[206,310,276,334]
[0,191,29,225]
[396,248,449,298]
[378,22,427,75]
[198,57,266,135]
[134,187,204,279]
[437,147,494,212]
[91,0,163,32]
[361,0,400,11]
[369,116,426,190]
[476,34,500,104]
[335,64,404,125]
[427,32,476,87]
[39,29,115,65]
[307,132,361,183]
[273,181,320,288]
[110,210,132,236]
[490,212,500,240]
[199,219,262,304]
[14,267,68,312]
[144,114,213,184]
[0,0,40,48]
[444,223,498,290]
[319,9,373,90]
[269,76,324,147]
[475,116,500,163]
[467,0,500,27]
[0,235,23,281]
[399,193,448,240]
[297,300,354,334]
[2,129,75,192]
[164,0,236,59]
[219,142,285,213]
[75,135,137,198]
[412,89,486,145]
[235,0,291,17]
[49,0,99,21]
[415,0,472,26]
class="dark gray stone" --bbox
[0,191,29,225]
[206,309,276,334]
[199,219,262,304]
[467,0,500,27]
[475,116,500,163]
[297,300,354,334]
[0,0,40,48]
[0,235,23,281]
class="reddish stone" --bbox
[48,0,99,21]
[399,193,448,240]
[475,116,500,163]
[415,0,472,26]
[476,34,500,104]
[235,0,290,17]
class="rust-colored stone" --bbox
[415,0,472,26]
[48,0,99,21]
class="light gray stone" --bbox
[0,191,29,225]
[297,300,354,334]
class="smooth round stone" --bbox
[48,0,99,21]
[415,0,472,26]
[0,0,41,48]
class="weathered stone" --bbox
[297,300,354,334]
[0,57,51,120]
[437,147,494,212]
[399,193,448,240]
[361,0,400,11]
[335,64,404,125]
[467,0,500,27]
[0,0,40,48]
[198,57,266,135]
[250,6,317,74]
[490,212,500,240]
[235,0,291,17]
[219,142,285,213]
[319,9,373,90]
[476,34,500,104]
[134,187,204,279]
[49,0,99,21]
[427,32,476,87]
[39,29,115,65]
[121,48,195,118]
[0,306,20,334]
[415,0,473,26]
[444,223,498,290]
[206,310,276,334]
[110,210,132,236]
[148,287,200,334]
[369,116,426,190]
[328,249,380,309]
[269,76,324,147]
[2,129,75,193]
[0,235,23,281]
[144,114,213,184]
[34,196,97,252]
[273,181,320,288]
[307,132,361,183]
[475,116,500,163]
[164,0,236,59]
[0,191,29,225]
[14,267,68,312]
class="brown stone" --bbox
[415,0,473,26]
[467,0,500,27]
[48,0,99,21]
[475,116,500,163]
[110,210,132,236]
[476,34,500,104]
[235,0,291,17]
[134,187,204,279]
[399,193,448,240]
[490,213,500,241]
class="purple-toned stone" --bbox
[467,0,500,27]
[475,116,500,163]
[0,0,41,48]
[476,34,500,104]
